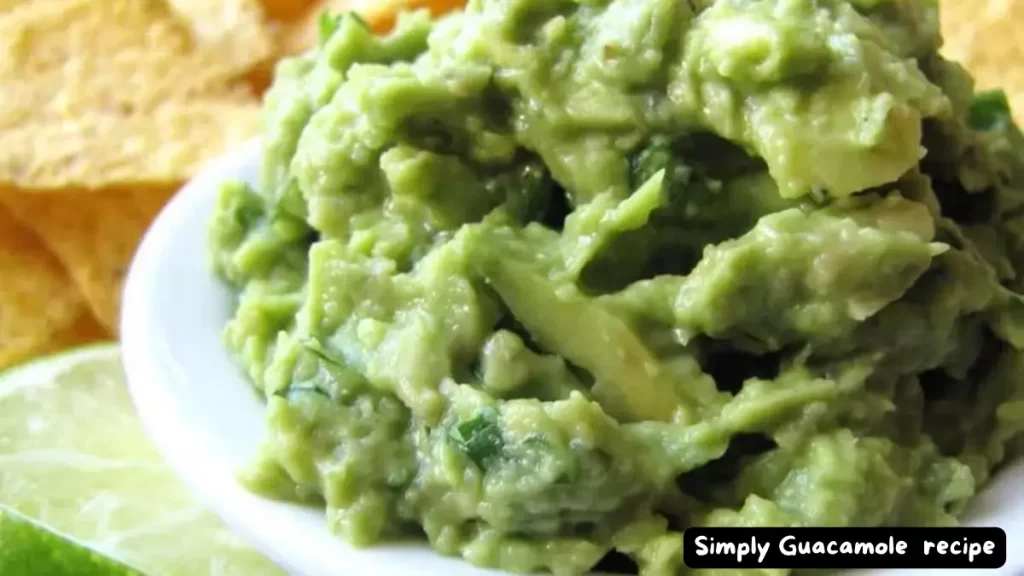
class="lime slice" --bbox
[0,344,284,576]
[0,503,141,575]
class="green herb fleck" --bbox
[968,90,1013,132]
[349,11,370,30]
[303,338,346,368]
[449,409,504,470]
[273,383,330,400]
[630,136,686,192]
[318,10,371,45]
[318,12,343,45]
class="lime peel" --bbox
[0,344,283,576]
[0,503,143,576]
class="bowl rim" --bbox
[120,138,303,574]
[121,138,513,576]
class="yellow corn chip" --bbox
[0,0,259,116]
[165,0,274,72]
[940,0,1024,124]
[0,100,261,189]
[0,185,178,334]
[0,204,100,372]
[255,0,326,75]
[259,0,321,22]
[48,309,113,351]
[0,0,267,188]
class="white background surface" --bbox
[121,139,1024,576]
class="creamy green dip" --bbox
[208,1,1024,574]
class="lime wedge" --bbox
[0,503,141,575]
[0,344,284,576]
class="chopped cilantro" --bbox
[967,90,1013,132]
[318,10,371,46]
[449,409,504,470]
[318,12,343,45]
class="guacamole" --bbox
[208,1,1024,574]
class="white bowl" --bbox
[121,138,1024,576]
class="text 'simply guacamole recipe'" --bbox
[683,528,1006,569]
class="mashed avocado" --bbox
[208,1,1024,574]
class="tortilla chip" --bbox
[284,0,465,55]
[2,308,110,373]
[249,0,325,88]
[0,185,178,334]
[258,0,321,22]
[165,0,274,71]
[0,205,99,371]
[0,100,261,189]
[0,0,258,116]
[41,309,113,360]
[0,0,267,188]
[940,0,1024,124]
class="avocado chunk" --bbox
[469,233,682,424]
